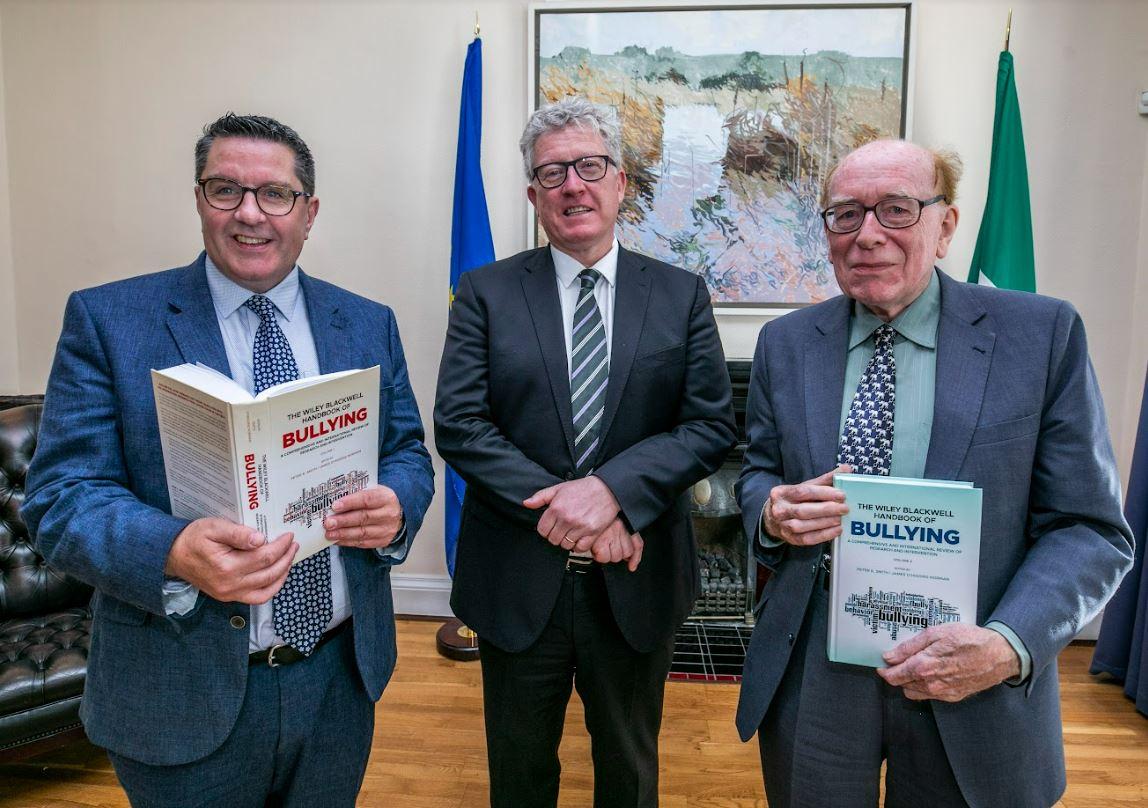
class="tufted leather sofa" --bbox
[0,402,93,755]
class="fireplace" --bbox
[687,360,754,624]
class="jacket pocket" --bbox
[969,412,1040,447]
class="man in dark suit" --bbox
[24,113,434,807]
[736,139,1133,807]
[434,97,736,808]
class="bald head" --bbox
[821,139,961,322]
[822,139,962,209]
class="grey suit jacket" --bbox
[24,254,434,765]
[735,270,1133,807]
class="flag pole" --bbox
[1004,9,1012,52]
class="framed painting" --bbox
[529,2,913,309]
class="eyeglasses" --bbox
[531,155,615,189]
[821,195,945,234]
[197,178,311,216]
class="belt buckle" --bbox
[565,556,594,574]
[266,644,288,668]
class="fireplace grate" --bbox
[668,621,754,682]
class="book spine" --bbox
[826,537,840,663]
[234,400,273,538]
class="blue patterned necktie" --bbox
[571,269,609,474]
[245,294,332,655]
[837,323,896,476]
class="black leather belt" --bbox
[566,556,596,574]
[249,619,351,667]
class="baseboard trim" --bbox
[391,573,453,618]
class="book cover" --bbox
[828,473,983,668]
[151,364,380,562]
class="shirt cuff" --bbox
[986,620,1032,685]
[373,518,409,562]
[162,577,200,616]
[759,499,785,548]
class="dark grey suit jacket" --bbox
[735,270,1133,807]
[434,246,736,654]
[24,254,434,765]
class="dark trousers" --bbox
[479,566,674,808]
[108,626,374,808]
[759,575,969,808]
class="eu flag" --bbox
[446,37,494,576]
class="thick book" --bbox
[151,363,380,562]
[828,473,983,667]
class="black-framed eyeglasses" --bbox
[531,155,615,189]
[821,195,945,234]
[197,177,311,216]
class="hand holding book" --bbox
[165,517,297,604]
[323,484,405,549]
[877,623,1023,702]
[763,465,851,546]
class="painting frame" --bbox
[528,0,915,311]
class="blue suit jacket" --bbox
[24,254,434,765]
[735,271,1133,807]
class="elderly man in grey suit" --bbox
[735,139,1132,807]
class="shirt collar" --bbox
[551,239,619,290]
[204,255,303,321]
[848,268,941,350]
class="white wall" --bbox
[0,0,1145,613]
[0,9,16,394]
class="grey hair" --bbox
[195,113,316,195]
[519,97,623,179]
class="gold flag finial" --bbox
[475,11,480,38]
[1004,9,1012,52]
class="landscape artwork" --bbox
[534,4,911,306]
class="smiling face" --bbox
[195,137,319,293]
[826,141,958,321]
[527,124,626,267]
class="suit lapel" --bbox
[924,272,995,481]
[521,249,578,459]
[165,255,230,374]
[299,271,352,374]
[598,247,651,455]
[805,297,851,475]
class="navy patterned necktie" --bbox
[837,323,896,476]
[570,269,609,474]
[245,294,332,655]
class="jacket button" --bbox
[230,615,247,630]
[565,471,575,481]
[787,633,795,645]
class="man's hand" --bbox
[877,623,1022,702]
[570,518,644,572]
[165,517,297,604]
[764,465,851,546]
[324,484,404,549]
[524,476,620,546]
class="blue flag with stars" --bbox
[446,37,494,577]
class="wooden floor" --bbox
[1,619,1145,807]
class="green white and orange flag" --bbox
[967,50,1035,292]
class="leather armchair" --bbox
[0,403,92,755]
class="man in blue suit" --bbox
[736,140,1132,807]
[24,113,434,807]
